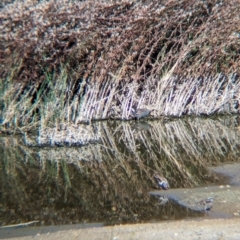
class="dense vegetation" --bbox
[0,0,240,131]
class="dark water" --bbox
[0,116,240,228]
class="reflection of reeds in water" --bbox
[23,123,99,147]
[1,116,239,226]
[5,116,240,183]
[96,116,239,189]
[9,116,240,186]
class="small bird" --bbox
[132,108,152,120]
[197,197,214,211]
[154,174,169,190]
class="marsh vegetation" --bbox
[1,0,240,228]
[0,0,240,133]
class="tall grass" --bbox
[1,72,239,132]
[1,0,240,132]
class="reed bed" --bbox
[1,1,239,225]
[1,72,239,130]
[1,0,240,130]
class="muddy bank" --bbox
[150,185,240,218]
[210,163,240,186]
[1,218,240,240]
[150,163,240,218]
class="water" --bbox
[0,116,240,228]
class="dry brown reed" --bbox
[0,0,240,128]
[1,0,240,82]
[1,72,239,128]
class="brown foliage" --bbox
[1,0,240,84]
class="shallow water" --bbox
[0,115,240,228]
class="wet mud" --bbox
[150,163,240,218]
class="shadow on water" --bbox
[0,115,240,228]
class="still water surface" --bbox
[1,116,240,227]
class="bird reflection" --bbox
[133,121,152,131]
[196,197,214,211]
